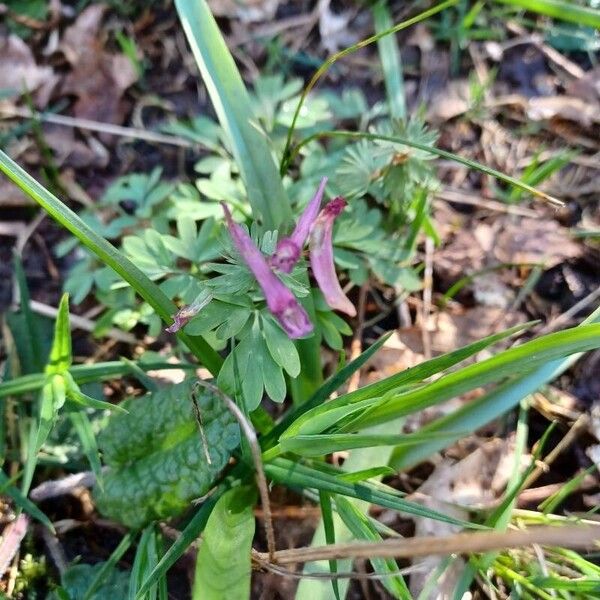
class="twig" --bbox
[0,514,29,578]
[523,415,590,490]
[434,189,539,217]
[0,106,195,148]
[255,524,600,565]
[347,283,369,393]
[252,550,425,581]
[193,380,276,562]
[421,236,434,359]
[30,470,97,501]
[537,287,600,336]
[23,300,137,344]
[40,526,68,575]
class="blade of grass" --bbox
[345,323,600,431]
[288,130,563,206]
[390,306,600,469]
[70,411,103,490]
[280,0,459,170]
[265,457,484,529]
[495,0,600,28]
[135,490,224,600]
[83,532,134,600]
[336,496,411,599]
[175,0,291,229]
[277,322,533,441]
[0,150,222,375]
[0,470,54,531]
[0,360,195,399]
[261,332,392,450]
[13,252,43,372]
[319,491,340,600]
[373,0,406,120]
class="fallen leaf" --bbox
[409,438,527,598]
[60,5,138,124]
[527,96,600,127]
[0,34,57,103]
[494,217,581,268]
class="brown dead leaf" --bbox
[427,80,470,124]
[527,96,600,127]
[565,66,600,104]
[60,5,138,124]
[409,438,528,598]
[494,217,581,267]
[0,35,57,104]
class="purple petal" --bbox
[270,177,327,273]
[166,292,212,333]
[222,204,313,339]
[309,197,357,317]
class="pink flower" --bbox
[222,204,313,339]
[309,197,356,317]
[270,177,327,273]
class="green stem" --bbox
[288,130,563,206]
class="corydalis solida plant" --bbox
[167,178,355,338]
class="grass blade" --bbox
[346,323,600,431]
[0,150,221,375]
[318,492,340,600]
[0,470,53,531]
[82,532,134,600]
[290,131,562,206]
[373,0,406,120]
[70,411,103,490]
[495,0,600,28]
[265,458,484,529]
[135,491,223,599]
[390,307,600,469]
[0,360,195,399]
[175,0,290,229]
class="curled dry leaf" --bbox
[0,35,57,104]
[60,5,138,124]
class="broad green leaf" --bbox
[175,0,291,229]
[346,324,600,431]
[45,294,72,374]
[96,379,240,528]
[336,496,410,599]
[192,486,256,600]
[0,149,221,375]
[48,562,130,600]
